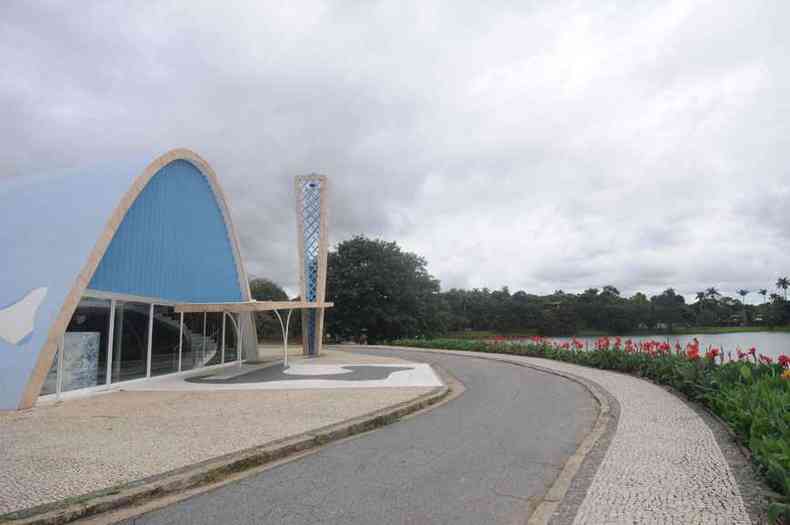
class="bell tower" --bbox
[295,175,329,356]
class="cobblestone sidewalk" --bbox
[394,348,753,525]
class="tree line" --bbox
[441,284,790,337]
[250,236,790,343]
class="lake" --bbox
[549,332,790,360]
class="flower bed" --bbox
[391,336,790,523]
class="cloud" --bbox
[2,0,788,300]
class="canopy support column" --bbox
[174,301,332,368]
[272,309,294,368]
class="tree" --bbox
[768,293,790,326]
[706,287,720,300]
[325,236,446,343]
[650,288,686,331]
[653,288,685,305]
[758,288,768,303]
[249,278,290,341]
[776,277,789,300]
[581,288,599,300]
[736,289,749,324]
[249,278,289,301]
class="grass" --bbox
[392,337,790,523]
[444,330,539,339]
[669,325,790,334]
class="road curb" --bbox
[370,345,615,525]
[516,362,612,525]
[0,382,450,525]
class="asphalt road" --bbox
[122,348,597,525]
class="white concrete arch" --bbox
[18,149,252,408]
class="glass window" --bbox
[111,301,150,383]
[63,297,112,392]
[181,312,204,371]
[150,305,180,377]
[204,313,222,366]
[224,313,238,363]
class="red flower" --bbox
[685,339,700,360]
[595,336,610,351]
[779,354,790,368]
[758,354,773,365]
[705,347,720,361]
[748,347,756,356]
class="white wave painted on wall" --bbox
[0,287,47,345]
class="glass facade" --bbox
[224,313,238,363]
[111,301,150,383]
[40,298,113,395]
[181,312,204,371]
[63,298,112,391]
[40,295,245,398]
[204,313,222,366]
[150,305,180,377]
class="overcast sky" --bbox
[2,1,789,299]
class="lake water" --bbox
[548,332,790,360]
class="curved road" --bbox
[123,348,597,525]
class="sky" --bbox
[2,1,789,300]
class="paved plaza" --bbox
[0,349,434,515]
[123,362,443,391]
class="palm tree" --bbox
[706,287,720,300]
[758,288,768,303]
[695,291,706,314]
[736,289,749,325]
[776,277,789,300]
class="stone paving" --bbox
[124,362,443,391]
[419,349,752,525]
[543,362,751,525]
[0,349,432,515]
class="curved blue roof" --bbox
[0,151,248,410]
[89,159,243,302]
